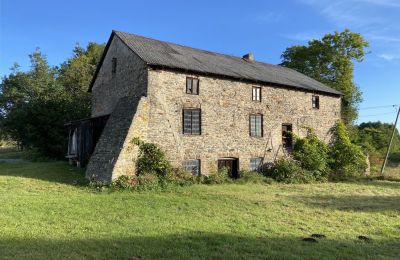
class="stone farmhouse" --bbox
[66,30,342,182]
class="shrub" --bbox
[292,130,330,181]
[329,122,367,180]
[202,167,231,184]
[266,158,315,184]
[132,138,171,177]
[164,168,199,186]
[135,173,160,190]
[112,175,137,189]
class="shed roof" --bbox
[89,30,342,96]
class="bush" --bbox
[112,173,160,191]
[329,122,367,180]
[292,130,330,181]
[202,167,232,184]
[164,168,200,187]
[266,158,315,184]
[132,138,172,177]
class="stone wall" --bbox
[86,35,149,182]
[147,69,341,175]
[91,35,148,117]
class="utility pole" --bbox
[381,106,400,174]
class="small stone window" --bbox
[183,109,201,135]
[249,114,263,137]
[250,158,262,171]
[111,57,117,74]
[252,87,261,101]
[312,95,320,109]
[186,77,199,95]
[184,159,201,176]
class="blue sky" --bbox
[1,0,399,127]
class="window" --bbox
[252,87,261,101]
[312,95,320,109]
[183,109,201,135]
[249,114,263,137]
[250,158,262,172]
[184,159,200,176]
[111,57,117,74]
[186,77,199,95]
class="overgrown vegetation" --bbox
[329,122,367,180]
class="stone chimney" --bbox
[242,53,254,62]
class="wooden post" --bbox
[381,106,400,174]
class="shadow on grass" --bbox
[294,194,400,212]
[0,233,398,259]
[0,160,88,186]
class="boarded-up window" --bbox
[186,77,199,95]
[250,114,263,137]
[183,109,201,135]
[111,57,117,74]
[252,87,261,101]
[184,159,201,175]
[312,95,320,109]
[250,158,262,171]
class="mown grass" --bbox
[0,160,399,259]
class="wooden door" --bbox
[218,158,239,178]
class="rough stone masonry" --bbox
[85,31,342,182]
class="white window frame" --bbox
[252,87,261,102]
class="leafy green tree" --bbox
[58,43,105,115]
[292,130,330,181]
[354,121,400,154]
[329,122,367,179]
[0,43,104,158]
[281,29,369,124]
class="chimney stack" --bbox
[242,53,254,62]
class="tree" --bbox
[329,122,367,179]
[281,29,369,124]
[0,43,105,158]
[354,121,400,155]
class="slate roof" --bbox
[90,30,342,96]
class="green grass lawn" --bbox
[0,160,399,259]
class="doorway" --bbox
[282,124,293,151]
[218,158,239,178]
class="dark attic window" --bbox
[186,77,199,95]
[111,57,117,74]
[312,95,320,109]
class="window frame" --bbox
[312,95,320,109]
[182,108,201,135]
[111,57,117,74]
[186,77,199,95]
[183,159,201,176]
[249,114,263,137]
[250,158,263,172]
[252,86,261,102]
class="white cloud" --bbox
[378,54,399,61]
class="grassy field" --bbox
[0,158,399,259]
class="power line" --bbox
[359,104,399,110]
[358,111,397,118]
